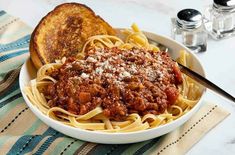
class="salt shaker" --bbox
[171,9,207,52]
[204,0,235,40]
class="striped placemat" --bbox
[0,10,230,155]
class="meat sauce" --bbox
[44,47,183,121]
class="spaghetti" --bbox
[24,24,201,132]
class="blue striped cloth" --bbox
[0,10,230,155]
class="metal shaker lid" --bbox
[213,0,235,11]
[176,9,202,29]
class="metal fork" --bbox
[147,37,235,103]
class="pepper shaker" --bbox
[204,0,235,40]
[171,9,207,52]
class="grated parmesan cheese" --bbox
[95,67,104,75]
[87,57,97,63]
[80,73,89,79]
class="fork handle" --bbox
[178,63,235,102]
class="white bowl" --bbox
[19,31,206,144]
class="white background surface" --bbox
[0,0,235,154]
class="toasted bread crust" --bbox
[30,3,116,69]
[30,29,44,69]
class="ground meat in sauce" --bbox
[43,47,183,121]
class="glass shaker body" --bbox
[204,1,235,39]
[171,16,207,52]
